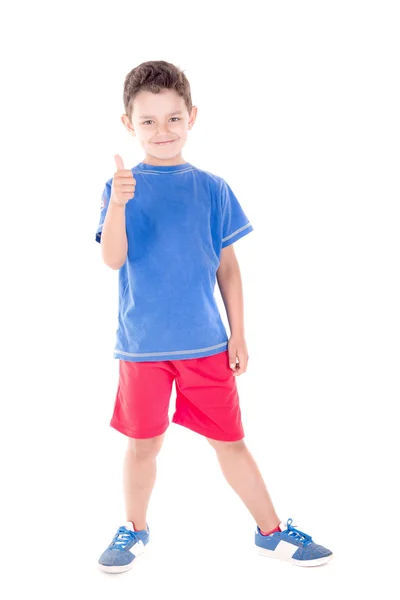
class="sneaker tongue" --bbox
[124,521,135,531]
[278,521,287,531]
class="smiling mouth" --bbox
[154,140,176,145]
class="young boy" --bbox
[95,60,333,573]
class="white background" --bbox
[1,1,399,598]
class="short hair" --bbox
[123,60,193,120]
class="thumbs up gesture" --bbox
[110,154,136,206]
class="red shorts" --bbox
[110,350,245,441]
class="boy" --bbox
[95,60,333,573]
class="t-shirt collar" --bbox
[136,162,192,173]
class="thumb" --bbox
[114,154,125,171]
[229,353,237,370]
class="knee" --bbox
[206,438,245,453]
[127,433,165,460]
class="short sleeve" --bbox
[220,178,254,248]
[95,180,112,243]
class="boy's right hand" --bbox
[110,154,136,206]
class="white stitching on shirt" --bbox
[222,222,252,242]
[133,166,195,175]
[114,341,228,358]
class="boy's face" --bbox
[121,89,197,165]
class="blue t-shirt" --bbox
[95,162,254,362]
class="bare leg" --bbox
[207,438,280,532]
[123,433,165,531]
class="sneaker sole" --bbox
[98,562,136,574]
[256,546,333,567]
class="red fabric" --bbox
[110,350,244,441]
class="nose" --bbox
[158,125,170,135]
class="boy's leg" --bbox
[206,438,280,533]
[123,433,166,530]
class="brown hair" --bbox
[123,60,193,121]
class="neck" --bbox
[142,153,187,167]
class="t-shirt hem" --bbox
[222,223,254,248]
[113,341,229,362]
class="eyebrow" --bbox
[138,111,184,119]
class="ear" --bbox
[188,105,198,130]
[121,114,136,136]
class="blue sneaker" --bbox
[98,521,150,573]
[255,518,333,567]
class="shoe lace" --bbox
[285,518,313,546]
[109,526,137,550]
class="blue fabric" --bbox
[95,162,254,362]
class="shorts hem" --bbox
[172,416,244,442]
[110,418,170,439]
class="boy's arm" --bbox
[216,245,249,375]
[217,245,245,337]
[101,202,128,269]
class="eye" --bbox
[142,117,180,125]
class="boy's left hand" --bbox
[228,336,249,376]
